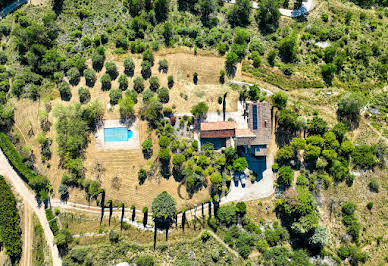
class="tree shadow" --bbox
[336,111,360,131]
[143,150,153,160]
[160,163,170,179]
[124,69,134,77]
[225,63,237,78]
[275,129,294,147]
[85,79,96,88]
[172,167,184,182]
[53,0,64,15]
[60,91,72,101]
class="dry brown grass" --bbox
[245,196,279,224]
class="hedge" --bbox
[0,176,22,260]
[45,209,59,234]
[0,133,48,192]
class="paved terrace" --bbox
[95,119,140,150]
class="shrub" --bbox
[138,168,147,183]
[278,34,298,63]
[141,60,152,79]
[337,246,349,260]
[366,201,373,210]
[236,232,254,259]
[207,216,218,231]
[58,81,71,100]
[109,230,119,243]
[109,89,122,105]
[142,138,152,152]
[142,49,154,65]
[257,239,269,253]
[277,166,293,187]
[92,53,104,71]
[159,136,171,148]
[149,76,160,91]
[105,61,118,80]
[265,227,289,246]
[267,50,277,66]
[142,89,154,103]
[158,59,168,73]
[159,148,171,162]
[133,76,144,93]
[124,57,135,76]
[172,153,185,167]
[309,116,328,135]
[126,89,138,103]
[368,179,379,193]
[217,204,236,226]
[321,63,337,84]
[83,68,96,87]
[115,75,127,91]
[67,67,80,85]
[275,145,293,165]
[119,96,135,120]
[135,255,155,266]
[352,144,378,169]
[233,157,248,172]
[201,230,211,242]
[167,75,174,88]
[342,202,356,215]
[338,92,365,121]
[157,87,169,103]
[78,87,90,104]
[100,74,111,91]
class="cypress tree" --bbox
[100,191,105,225]
[108,200,113,226]
[120,203,125,231]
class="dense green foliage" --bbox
[0,133,48,192]
[0,176,22,261]
[151,191,176,220]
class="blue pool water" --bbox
[104,128,133,142]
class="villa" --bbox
[200,101,271,156]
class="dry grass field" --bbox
[11,50,243,210]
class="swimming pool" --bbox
[104,127,133,142]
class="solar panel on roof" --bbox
[252,105,258,130]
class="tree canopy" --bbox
[151,191,176,220]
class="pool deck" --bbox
[95,120,140,150]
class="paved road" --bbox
[0,150,62,266]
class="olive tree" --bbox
[83,68,96,87]
[133,76,144,93]
[337,93,365,122]
[118,74,128,91]
[100,74,111,91]
[124,57,135,76]
[118,96,135,120]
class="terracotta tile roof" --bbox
[200,121,237,131]
[201,129,235,138]
[235,128,256,138]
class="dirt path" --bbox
[20,203,33,266]
[0,150,62,266]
